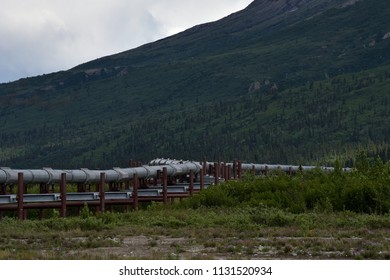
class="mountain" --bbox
[1,0,390,168]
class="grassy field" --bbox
[0,206,389,260]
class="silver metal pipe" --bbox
[0,162,202,185]
[149,159,352,173]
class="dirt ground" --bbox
[62,230,390,260]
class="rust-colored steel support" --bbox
[60,173,67,218]
[265,165,269,176]
[233,160,237,179]
[124,180,130,212]
[99,172,105,213]
[189,170,194,196]
[238,161,242,179]
[40,183,48,194]
[153,174,158,186]
[156,170,161,186]
[214,162,220,185]
[133,173,139,211]
[208,163,213,177]
[77,183,85,192]
[200,168,204,191]
[163,167,168,205]
[252,165,256,176]
[0,184,6,195]
[17,172,24,220]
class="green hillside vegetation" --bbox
[1,64,389,168]
[0,0,390,168]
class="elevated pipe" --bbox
[0,162,202,185]
[149,158,352,174]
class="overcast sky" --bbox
[0,0,252,83]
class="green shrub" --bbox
[184,184,235,208]
[343,183,379,214]
[250,207,293,227]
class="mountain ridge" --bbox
[0,0,389,168]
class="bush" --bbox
[180,157,390,215]
[183,184,235,208]
[343,183,379,214]
[250,207,293,227]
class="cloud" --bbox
[0,0,252,83]
[148,0,252,35]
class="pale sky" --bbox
[0,0,253,83]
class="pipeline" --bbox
[149,158,352,173]
[0,158,351,185]
[0,162,202,185]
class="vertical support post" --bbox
[200,168,204,191]
[226,164,230,180]
[17,172,24,221]
[0,184,6,195]
[99,172,105,213]
[227,165,231,181]
[60,173,67,218]
[252,164,256,176]
[124,180,130,212]
[265,165,269,176]
[233,160,237,179]
[214,162,219,185]
[208,163,213,177]
[189,170,194,196]
[238,161,242,179]
[153,174,158,186]
[133,173,139,211]
[39,183,46,194]
[163,167,168,205]
[156,170,161,186]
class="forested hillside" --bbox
[0,0,389,168]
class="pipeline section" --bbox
[149,158,352,173]
[0,158,352,185]
[0,162,202,185]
